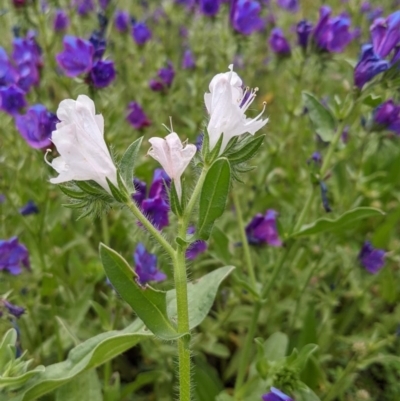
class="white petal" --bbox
[148,137,174,178]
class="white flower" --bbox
[148,132,197,200]
[204,64,268,152]
[46,95,117,193]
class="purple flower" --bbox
[19,200,39,216]
[313,6,355,53]
[12,33,42,67]
[0,49,18,87]
[182,49,196,69]
[186,227,207,260]
[149,62,175,91]
[200,0,220,17]
[132,22,152,45]
[15,104,58,149]
[308,151,322,165]
[56,36,94,77]
[370,11,400,58]
[72,0,94,15]
[230,0,265,36]
[89,32,107,60]
[90,60,116,88]
[246,210,282,247]
[3,300,25,318]
[114,10,130,32]
[158,62,175,87]
[99,0,109,10]
[360,1,371,13]
[262,388,293,401]
[0,195,5,204]
[359,241,385,274]
[0,85,27,115]
[269,28,291,55]
[354,44,389,88]
[372,99,400,135]
[367,7,383,22]
[126,102,151,129]
[277,0,299,13]
[0,237,30,275]
[134,243,166,285]
[134,169,171,230]
[296,20,313,49]
[54,9,70,32]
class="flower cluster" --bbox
[134,243,166,285]
[149,62,175,92]
[246,210,282,247]
[354,11,400,88]
[0,237,30,275]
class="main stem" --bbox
[175,238,191,401]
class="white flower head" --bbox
[46,95,118,193]
[204,64,268,153]
[148,132,197,200]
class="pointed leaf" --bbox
[167,266,235,329]
[227,135,265,164]
[292,207,385,237]
[9,320,151,401]
[99,244,181,340]
[198,158,231,240]
[106,177,128,203]
[120,136,143,193]
[262,332,289,361]
[59,186,86,200]
[302,91,336,142]
[55,370,102,401]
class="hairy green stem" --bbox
[232,191,257,290]
[183,167,208,222]
[175,240,191,401]
[125,200,175,259]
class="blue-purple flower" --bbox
[370,11,400,58]
[313,6,355,53]
[19,200,39,216]
[2,300,25,318]
[0,237,30,275]
[296,20,313,49]
[354,44,389,88]
[89,31,107,60]
[246,210,282,246]
[0,85,27,115]
[132,22,152,46]
[269,28,291,55]
[372,99,400,135]
[262,387,293,401]
[230,0,265,36]
[277,0,299,13]
[182,49,196,69]
[200,0,220,17]
[186,227,207,260]
[149,62,175,91]
[126,102,151,129]
[54,9,70,32]
[358,241,385,274]
[15,104,58,149]
[114,10,130,32]
[90,60,116,88]
[72,0,94,16]
[134,243,166,285]
[133,169,171,230]
[56,36,94,77]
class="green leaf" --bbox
[99,244,181,340]
[119,136,143,193]
[262,332,289,361]
[0,329,17,369]
[211,226,231,264]
[362,94,383,108]
[194,358,224,401]
[74,180,107,197]
[204,132,224,165]
[170,180,184,217]
[59,186,86,200]
[166,265,235,329]
[227,135,265,164]
[292,207,385,237]
[0,366,46,390]
[55,370,102,401]
[198,158,231,240]
[293,344,319,371]
[106,177,128,203]
[302,91,336,142]
[9,320,151,401]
